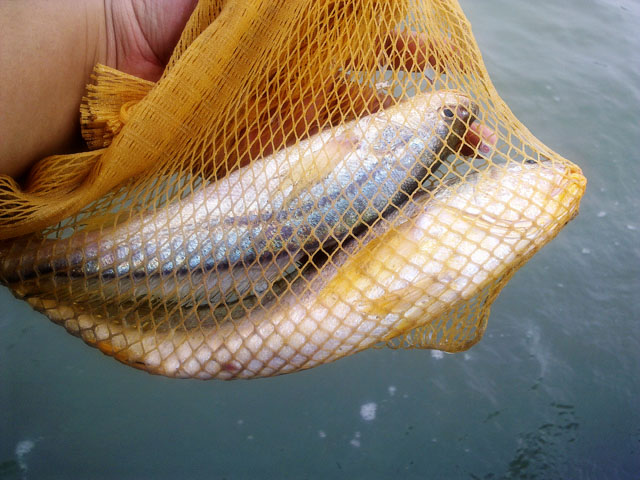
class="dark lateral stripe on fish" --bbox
[0,91,477,304]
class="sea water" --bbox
[1,0,638,478]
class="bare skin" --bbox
[0,0,495,178]
[0,0,197,178]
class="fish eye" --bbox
[442,108,454,118]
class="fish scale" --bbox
[1,91,475,307]
[24,160,584,379]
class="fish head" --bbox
[412,90,479,154]
[354,158,585,335]
[446,159,586,243]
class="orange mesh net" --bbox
[0,0,586,379]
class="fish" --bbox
[0,90,475,307]
[20,159,585,379]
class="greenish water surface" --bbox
[1,1,638,478]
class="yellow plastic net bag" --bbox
[0,0,586,379]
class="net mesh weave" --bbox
[0,0,586,379]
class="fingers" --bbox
[383,30,438,72]
[460,121,497,157]
[383,30,495,157]
[233,77,393,172]
[382,30,468,74]
[231,28,492,171]
[240,83,497,171]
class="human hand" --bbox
[106,6,494,160]
[0,2,493,179]
[104,0,198,81]
[0,0,199,177]
[240,29,496,166]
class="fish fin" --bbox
[364,277,433,314]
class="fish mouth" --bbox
[551,163,586,197]
[531,160,585,221]
[550,163,586,223]
[529,157,586,199]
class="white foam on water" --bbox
[431,350,444,360]
[15,439,36,472]
[318,430,326,438]
[360,402,377,421]
[350,438,361,448]
[388,385,397,396]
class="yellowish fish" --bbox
[23,159,585,379]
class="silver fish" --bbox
[1,90,475,306]
[22,159,586,379]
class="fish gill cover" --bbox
[0,0,586,379]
